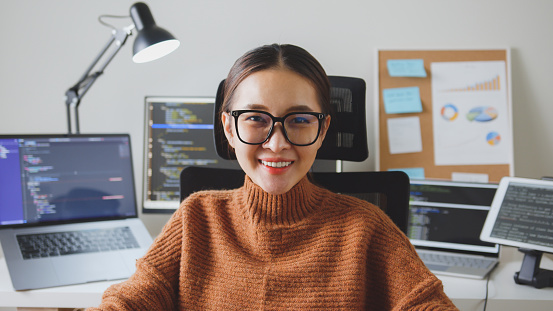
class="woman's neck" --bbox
[238,175,322,228]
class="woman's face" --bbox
[222,68,330,195]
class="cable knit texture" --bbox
[87,176,458,310]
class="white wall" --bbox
[1,0,552,237]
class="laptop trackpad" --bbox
[53,252,131,283]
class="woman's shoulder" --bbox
[177,188,239,212]
[184,188,237,200]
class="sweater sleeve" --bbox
[365,207,459,310]
[86,205,185,311]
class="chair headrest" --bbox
[213,76,368,162]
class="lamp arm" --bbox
[65,26,133,134]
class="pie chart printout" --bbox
[467,106,498,122]
[486,131,501,146]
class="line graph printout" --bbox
[431,61,511,166]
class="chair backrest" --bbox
[180,75,410,233]
[214,76,368,162]
[180,166,409,233]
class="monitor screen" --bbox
[481,176,553,254]
[142,97,241,213]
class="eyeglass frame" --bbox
[229,109,328,146]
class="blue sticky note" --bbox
[382,87,423,114]
[387,59,427,77]
[389,167,425,180]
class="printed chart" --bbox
[431,61,512,166]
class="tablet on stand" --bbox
[480,176,553,289]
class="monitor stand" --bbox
[514,248,553,289]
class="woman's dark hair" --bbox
[220,44,331,115]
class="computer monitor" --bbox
[142,96,339,213]
[142,97,241,213]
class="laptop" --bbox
[407,179,500,279]
[0,134,153,290]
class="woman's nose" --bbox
[262,124,291,152]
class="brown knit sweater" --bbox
[88,176,458,310]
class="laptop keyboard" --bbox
[16,227,139,260]
[417,250,497,270]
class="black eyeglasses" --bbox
[230,110,327,146]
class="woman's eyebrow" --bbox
[242,103,268,110]
[285,105,315,112]
[240,104,316,113]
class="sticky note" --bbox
[389,167,425,180]
[383,87,423,114]
[387,59,427,77]
[387,116,423,154]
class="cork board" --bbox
[376,49,513,182]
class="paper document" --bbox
[431,61,511,165]
[387,116,423,154]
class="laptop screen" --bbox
[408,179,500,254]
[0,134,137,227]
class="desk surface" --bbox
[1,246,552,310]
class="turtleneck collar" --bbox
[237,175,324,229]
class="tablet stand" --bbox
[513,248,553,289]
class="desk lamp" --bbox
[64,2,180,134]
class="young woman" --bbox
[88,44,457,310]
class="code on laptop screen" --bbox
[0,135,137,226]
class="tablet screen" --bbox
[480,177,553,254]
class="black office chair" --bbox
[180,76,410,233]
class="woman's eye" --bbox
[292,117,309,123]
[241,114,270,127]
[289,116,312,124]
[245,115,266,123]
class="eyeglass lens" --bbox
[236,111,321,145]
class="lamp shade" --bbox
[130,2,180,63]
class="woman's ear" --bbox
[317,115,331,148]
[221,112,236,149]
